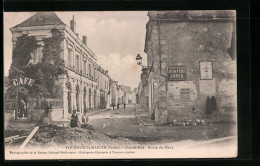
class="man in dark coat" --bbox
[18,99,26,118]
[71,110,78,128]
[206,96,211,115]
[210,96,217,112]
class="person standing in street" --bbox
[112,103,115,110]
[206,96,211,115]
[40,99,51,124]
[19,99,26,118]
[124,102,126,109]
[82,113,89,124]
[117,103,119,109]
[71,110,78,128]
[210,96,217,112]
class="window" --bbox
[94,68,96,80]
[180,88,190,100]
[76,55,79,71]
[67,48,72,67]
[89,64,91,77]
[83,60,86,75]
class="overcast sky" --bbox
[4,11,148,89]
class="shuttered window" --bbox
[180,88,190,100]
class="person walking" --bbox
[117,103,119,109]
[112,103,115,110]
[124,102,126,109]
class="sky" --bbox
[4,11,148,89]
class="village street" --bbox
[88,104,237,145]
[4,12,239,159]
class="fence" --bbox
[27,99,63,109]
[4,98,63,111]
[4,100,16,110]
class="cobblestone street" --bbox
[88,104,236,144]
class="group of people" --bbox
[70,110,89,128]
[112,102,126,110]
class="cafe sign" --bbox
[168,66,186,81]
[12,77,35,86]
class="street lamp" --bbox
[136,54,142,66]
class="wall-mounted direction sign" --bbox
[168,66,186,81]
[12,77,35,86]
[200,61,213,80]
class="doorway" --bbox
[76,85,80,112]
[83,87,87,113]
[89,88,92,111]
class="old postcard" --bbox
[4,11,237,159]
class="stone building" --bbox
[96,66,110,109]
[144,11,236,124]
[117,85,124,105]
[9,12,111,121]
[120,85,132,104]
[139,67,149,111]
[109,79,118,107]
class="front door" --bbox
[68,91,72,113]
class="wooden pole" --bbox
[19,126,39,150]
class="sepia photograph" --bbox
[4,10,237,159]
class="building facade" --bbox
[144,11,236,124]
[96,66,110,109]
[9,12,112,121]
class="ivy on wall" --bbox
[9,35,38,78]
[8,29,65,99]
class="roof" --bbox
[148,11,235,20]
[13,12,65,28]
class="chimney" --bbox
[70,15,76,33]
[82,36,87,45]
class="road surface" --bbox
[88,104,237,144]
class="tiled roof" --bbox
[13,12,65,28]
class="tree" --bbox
[9,35,37,79]
[41,29,65,98]
[8,29,65,99]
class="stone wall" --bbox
[146,12,236,124]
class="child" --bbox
[82,113,89,124]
